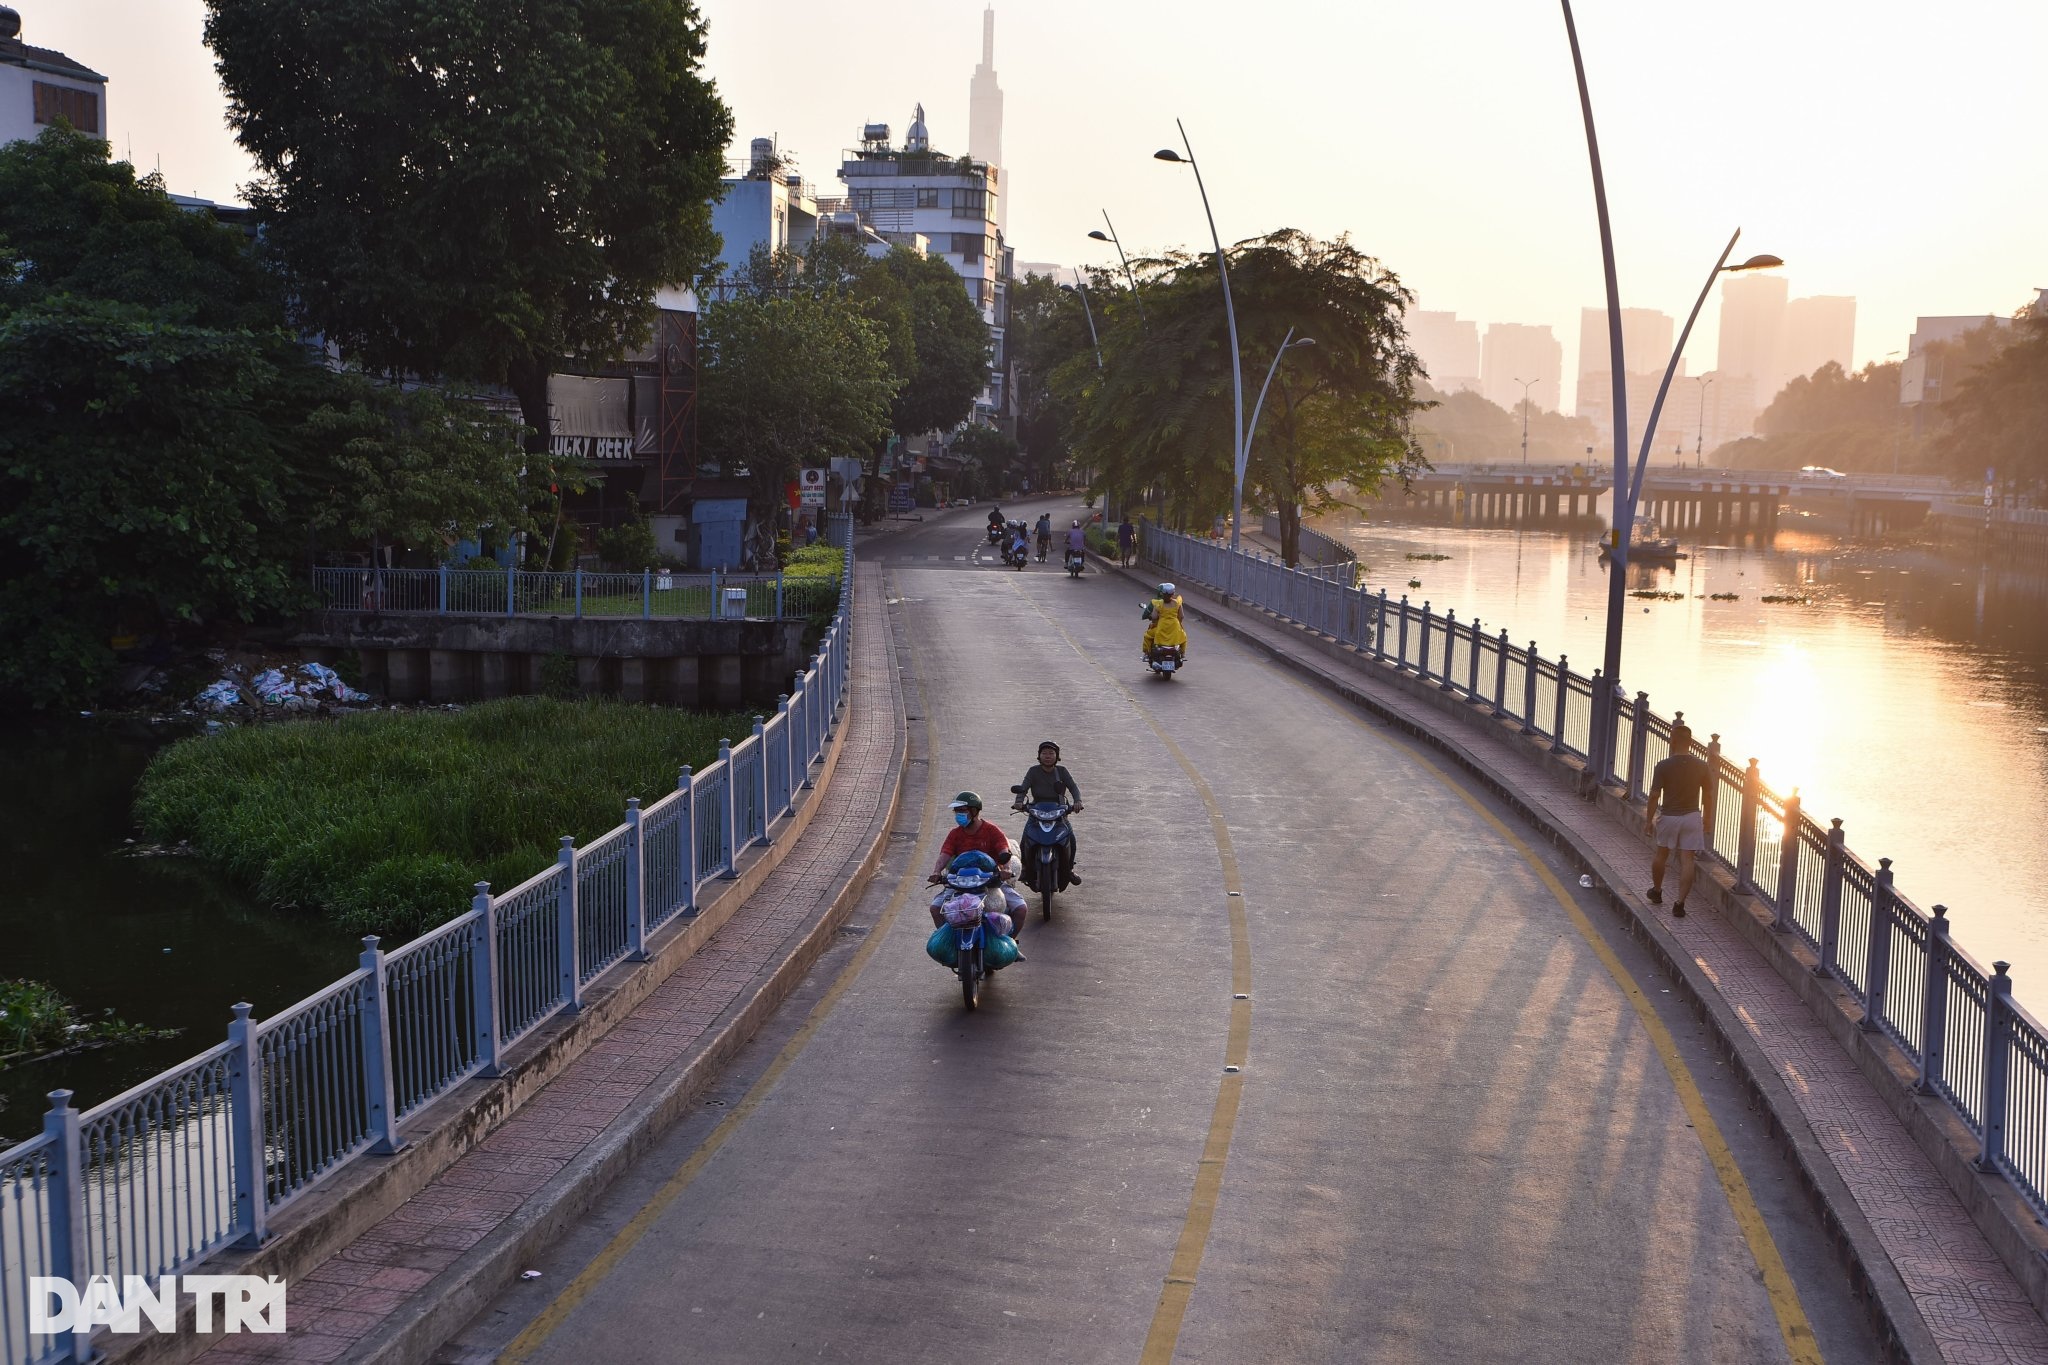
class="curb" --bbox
[1097,550,1939,1363]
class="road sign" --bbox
[799,466,827,507]
[888,483,915,513]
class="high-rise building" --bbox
[1575,307,1678,443]
[1406,307,1481,396]
[1784,296,1856,383]
[1480,323,1562,416]
[1,6,105,147]
[967,7,1006,234]
[1717,273,1789,407]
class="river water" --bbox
[1323,506,2048,1015]
[0,722,353,1143]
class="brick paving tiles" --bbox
[198,563,898,1363]
[1187,586,2048,1364]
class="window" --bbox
[953,233,984,263]
[32,82,100,135]
[951,187,987,219]
[916,188,940,209]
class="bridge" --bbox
[1385,461,1962,535]
[9,502,2048,1365]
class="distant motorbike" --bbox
[1146,643,1185,680]
[1011,789,1076,920]
[987,521,1005,546]
[1065,548,1085,579]
[1004,537,1029,570]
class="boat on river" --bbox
[1598,516,1682,562]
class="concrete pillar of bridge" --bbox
[386,649,428,702]
[670,656,701,708]
[478,651,513,700]
[619,657,649,704]
[576,655,604,697]
[711,655,744,709]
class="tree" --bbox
[1060,231,1424,563]
[1936,309,2048,491]
[948,423,1023,497]
[874,247,989,437]
[204,0,734,452]
[1008,272,1101,490]
[697,294,895,509]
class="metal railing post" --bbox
[470,883,503,1075]
[1418,602,1434,679]
[710,566,720,619]
[1978,961,2014,1173]
[753,716,771,845]
[776,569,785,619]
[1588,670,1606,768]
[777,695,796,816]
[1493,629,1510,710]
[1701,734,1723,848]
[556,836,582,1010]
[1625,694,1650,799]
[677,766,698,912]
[41,1089,87,1362]
[1735,759,1762,891]
[719,739,739,877]
[507,565,517,616]
[1394,595,1409,669]
[1917,905,1950,1094]
[226,1002,268,1247]
[357,936,404,1154]
[1773,791,1801,933]
[794,675,816,785]
[1438,610,1459,690]
[1816,818,1845,978]
[575,567,583,618]
[1521,644,1539,733]
[1860,858,1897,1033]
[1550,656,1570,754]
[1374,589,1389,659]
[438,564,449,615]
[625,799,648,961]
[642,568,652,619]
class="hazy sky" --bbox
[27,0,2046,408]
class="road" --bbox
[438,499,1877,1364]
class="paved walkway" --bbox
[199,564,899,1364]
[1168,569,2048,1365]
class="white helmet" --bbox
[1157,582,1177,597]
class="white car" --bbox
[1798,466,1847,481]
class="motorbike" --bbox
[1146,643,1185,680]
[987,521,1005,546]
[1004,536,1030,570]
[1065,548,1086,579]
[1010,789,1076,920]
[933,858,1019,1010]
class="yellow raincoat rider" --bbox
[1141,583,1188,655]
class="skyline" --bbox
[24,0,2045,414]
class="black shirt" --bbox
[1017,763,1081,805]
[1650,752,1710,816]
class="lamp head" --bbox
[1087,230,1109,242]
[1293,337,1317,349]
[1726,253,1784,273]
[1154,149,1185,163]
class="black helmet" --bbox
[1037,740,1060,758]
[949,790,983,812]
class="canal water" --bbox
[1328,507,2048,1016]
[0,722,354,1144]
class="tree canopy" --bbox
[1055,230,1425,562]
[204,0,734,442]
[1936,309,2048,490]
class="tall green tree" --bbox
[1936,309,2048,490]
[698,294,895,509]
[1008,271,1102,490]
[204,0,734,448]
[1060,231,1424,562]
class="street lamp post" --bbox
[1559,0,1781,790]
[1087,215,1147,324]
[1694,375,1714,467]
[1155,123,1246,594]
[1514,377,1537,464]
[1244,330,1316,557]
[1062,282,1104,370]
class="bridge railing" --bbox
[1144,520,2048,1222]
[311,565,832,621]
[0,517,857,1365]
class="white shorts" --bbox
[1653,810,1707,853]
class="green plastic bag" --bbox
[926,925,959,967]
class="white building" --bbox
[1479,322,1562,417]
[1406,307,1481,396]
[1,5,105,147]
[838,108,1007,424]
[1576,306,1679,445]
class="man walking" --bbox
[1645,716,1709,917]
[1117,516,1136,566]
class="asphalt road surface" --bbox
[440,499,1878,1365]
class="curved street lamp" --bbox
[1156,126,1247,592]
[1060,281,1104,371]
[1514,377,1538,464]
[1087,215,1146,323]
[1245,332,1315,469]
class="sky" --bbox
[26,0,2047,410]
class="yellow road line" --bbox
[503,582,940,1363]
[1284,676,1823,1365]
[1010,591,1253,1364]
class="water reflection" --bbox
[1334,511,2048,1014]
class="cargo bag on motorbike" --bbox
[926,926,959,968]
[984,933,1021,970]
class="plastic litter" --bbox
[519,1270,542,1281]
[1578,874,1595,888]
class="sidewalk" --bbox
[196,564,904,1365]
[1115,554,2048,1365]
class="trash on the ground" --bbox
[194,660,371,713]
[520,1270,542,1280]
[1578,874,1595,888]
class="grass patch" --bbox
[1,980,178,1069]
[136,698,748,940]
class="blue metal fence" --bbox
[313,564,836,623]
[1146,520,2048,1224]
[0,519,857,1365]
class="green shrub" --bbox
[596,515,659,570]
[137,698,746,939]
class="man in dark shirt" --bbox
[1012,742,1083,882]
[1645,719,1710,917]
